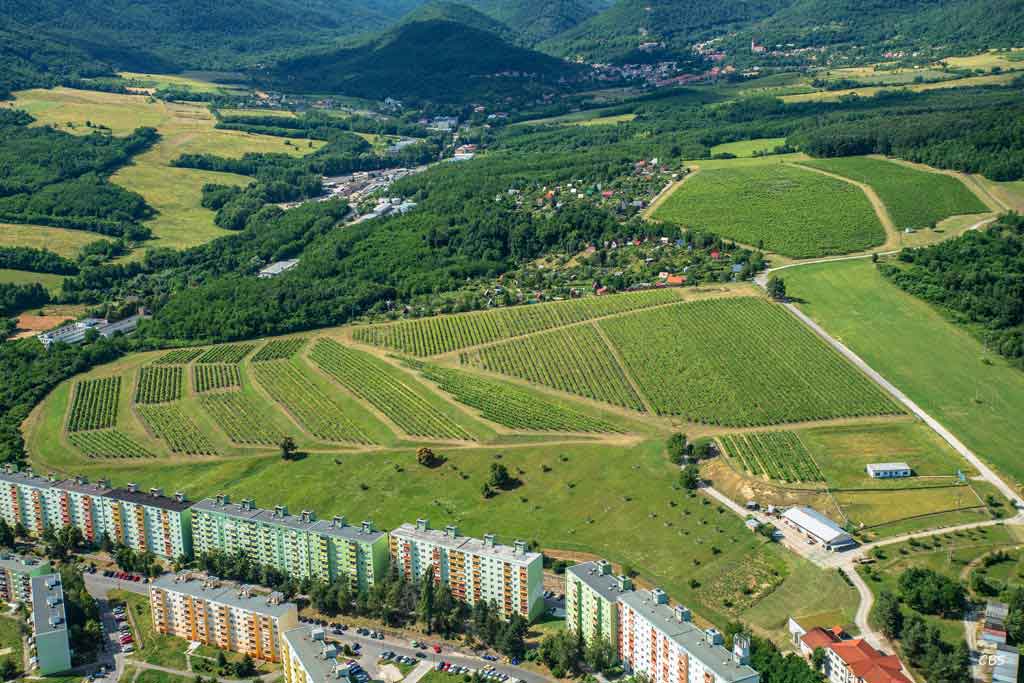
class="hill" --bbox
[397,1,519,43]
[266,18,585,103]
[459,0,613,43]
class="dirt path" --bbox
[641,167,699,219]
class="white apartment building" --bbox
[150,573,298,662]
[282,626,351,683]
[389,519,544,620]
[618,589,759,683]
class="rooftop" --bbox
[192,498,384,543]
[30,574,67,636]
[151,574,297,619]
[782,507,852,545]
[391,521,540,565]
[284,626,351,683]
[567,561,633,603]
[0,554,51,578]
[0,466,53,489]
[106,486,191,512]
[829,639,911,683]
[619,591,759,683]
[52,477,112,496]
[866,462,912,471]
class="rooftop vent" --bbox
[127,483,138,493]
[706,628,724,646]
[361,520,373,534]
[444,525,459,539]
[650,588,668,605]
[215,494,230,506]
[149,487,163,498]
[416,518,429,532]
[333,516,347,528]
[483,533,496,548]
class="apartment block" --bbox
[0,554,53,604]
[282,626,351,683]
[150,573,299,662]
[29,574,72,675]
[389,519,544,621]
[618,588,759,683]
[0,466,191,560]
[565,560,632,647]
[191,496,387,591]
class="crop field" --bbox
[600,298,900,425]
[68,430,153,458]
[136,404,218,455]
[654,164,885,258]
[352,289,680,356]
[198,392,284,446]
[193,364,240,393]
[799,157,988,230]
[310,340,473,440]
[154,348,204,365]
[251,338,307,362]
[196,344,255,364]
[134,366,183,404]
[252,360,371,444]
[461,324,645,411]
[404,359,620,433]
[720,431,824,482]
[67,377,121,432]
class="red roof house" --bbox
[799,627,911,683]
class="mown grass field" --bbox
[0,222,108,259]
[710,138,787,158]
[653,163,885,258]
[799,156,988,230]
[0,268,65,292]
[785,259,1024,488]
[5,88,325,253]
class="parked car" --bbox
[433,644,442,653]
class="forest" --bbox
[880,213,1024,364]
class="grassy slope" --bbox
[784,259,1024,489]
[0,269,64,292]
[0,222,108,258]
[5,87,325,254]
[709,138,787,158]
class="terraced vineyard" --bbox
[352,289,680,356]
[310,340,473,440]
[799,157,988,230]
[136,404,218,455]
[196,344,256,364]
[154,348,204,365]
[193,364,240,393]
[653,164,885,258]
[252,338,307,362]
[252,360,371,444]
[461,324,645,411]
[199,393,283,445]
[405,359,620,433]
[134,366,183,404]
[720,431,824,482]
[68,430,153,459]
[600,297,900,425]
[67,377,121,432]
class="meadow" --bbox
[600,297,900,425]
[653,163,885,258]
[784,259,1024,487]
[799,156,988,230]
[6,88,325,253]
[710,138,787,158]
[0,268,65,292]
[780,71,1019,103]
[0,222,107,259]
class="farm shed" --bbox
[781,507,855,551]
[866,462,912,478]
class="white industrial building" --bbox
[865,462,912,479]
[781,507,855,551]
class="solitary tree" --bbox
[766,276,787,301]
[680,464,701,490]
[279,437,298,461]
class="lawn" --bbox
[110,590,189,670]
[134,672,193,683]
[834,484,986,529]
[0,616,24,669]
[783,259,1024,489]
[653,163,885,258]
[799,156,988,230]
[7,88,325,253]
[710,138,787,158]
[0,222,108,259]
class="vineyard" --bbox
[351,289,680,356]
[68,430,153,459]
[252,338,307,362]
[653,164,885,258]
[193,364,241,393]
[252,360,372,444]
[136,404,218,455]
[799,157,987,230]
[720,431,824,483]
[310,340,473,440]
[600,298,900,425]
[154,348,204,365]
[196,344,256,364]
[67,377,121,432]
[405,359,620,433]
[199,392,284,445]
[460,324,645,411]
[134,366,183,404]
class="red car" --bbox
[433,645,442,654]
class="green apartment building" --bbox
[29,573,72,675]
[565,559,632,648]
[0,554,53,604]
[191,496,387,590]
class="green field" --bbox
[799,157,988,230]
[781,71,1019,103]
[784,259,1024,488]
[835,485,985,529]
[137,403,218,455]
[600,297,900,425]
[134,366,184,404]
[0,222,108,259]
[193,364,240,393]
[68,377,121,431]
[0,268,65,292]
[720,431,823,482]
[710,138,787,158]
[653,164,885,258]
